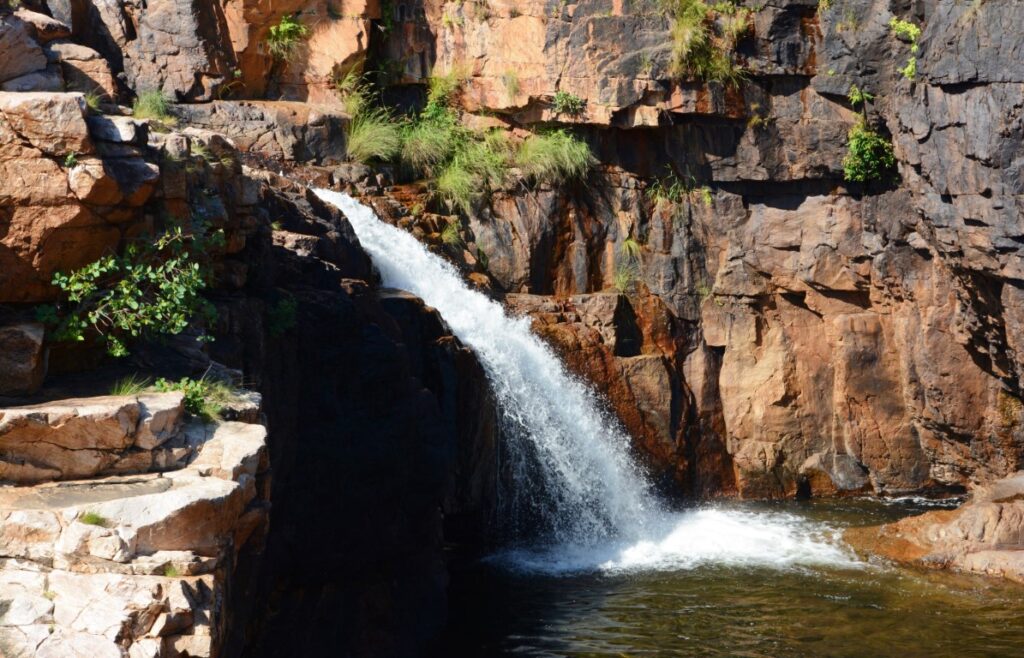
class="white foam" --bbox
[315,190,865,576]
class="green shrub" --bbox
[132,90,175,126]
[153,376,234,421]
[39,227,214,357]
[347,107,403,163]
[79,511,108,527]
[515,130,594,186]
[63,151,78,168]
[267,294,298,337]
[842,119,895,183]
[267,14,309,60]
[110,373,151,396]
[553,90,585,115]
[163,565,181,578]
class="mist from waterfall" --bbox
[314,189,863,575]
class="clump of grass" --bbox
[110,373,152,396]
[552,90,585,115]
[441,218,464,247]
[132,90,176,127]
[613,260,640,294]
[347,107,403,164]
[79,511,108,527]
[335,68,368,116]
[436,158,478,215]
[621,237,642,261]
[83,90,103,113]
[402,109,465,174]
[163,564,181,578]
[660,0,749,85]
[266,14,309,61]
[515,130,594,186]
[645,167,713,207]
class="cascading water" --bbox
[314,189,863,575]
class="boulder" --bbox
[0,15,47,85]
[846,471,1024,584]
[47,42,118,99]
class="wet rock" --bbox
[847,471,1024,584]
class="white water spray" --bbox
[315,189,863,575]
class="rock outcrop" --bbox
[847,471,1024,583]
[0,394,270,658]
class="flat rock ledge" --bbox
[0,394,270,658]
[846,472,1024,584]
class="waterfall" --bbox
[314,190,864,575]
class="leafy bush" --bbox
[553,90,585,115]
[847,84,874,108]
[899,56,917,80]
[842,119,896,183]
[515,130,594,186]
[63,152,78,168]
[153,376,234,421]
[267,14,309,60]
[132,90,176,127]
[40,227,215,357]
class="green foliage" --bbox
[888,16,921,80]
[646,168,713,207]
[267,14,309,60]
[335,69,368,117]
[515,130,594,186]
[163,565,181,578]
[63,151,78,168]
[888,17,921,48]
[436,157,478,215]
[402,108,465,174]
[153,376,234,421]
[441,218,464,247]
[110,373,152,396]
[132,90,175,126]
[347,106,403,163]
[613,260,640,294]
[40,227,214,357]
[842,119,896,183]
[660,0,748,85]
[267,294,298,337]
[621,237,642,261]
[847,84,874,108]
[899,56,917,80]
[552,90,585,115]
[84,91,102,113]
[427,68,466,112]
[79,511,108,527]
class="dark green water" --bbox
[440,499,1024,657]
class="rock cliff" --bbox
[2,0,1024,653]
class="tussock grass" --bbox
[516,130,594,186]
